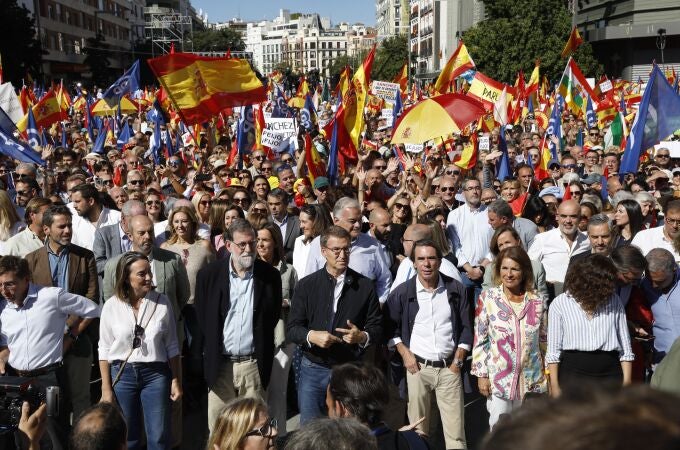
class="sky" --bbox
[193,0,375,26]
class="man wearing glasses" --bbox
[654,147,672,170]
[632,199,680,263]
[13,178,40,219]
[287,226,382,424]
[126,169,146,193]
[195,219,282,433]
[438,175,461,212]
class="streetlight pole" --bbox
[657,28,667,70]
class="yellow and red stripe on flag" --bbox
[561,27,584,59]
[534,135,553,181]
[147,52,266,125]
[434,40,475,95]
[393,63,408,95]
[343,45,376,153]
[304,133,325,184]
[16,89,67,132]
[453,130,478,170]
[467,72,515,110]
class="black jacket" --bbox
[286,267,382,366]
[195,258,282,389]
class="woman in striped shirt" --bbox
[546,254,634,396]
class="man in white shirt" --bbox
[70,183,121,251]
[385,240,472,450]
[528,199,590,296]
[631,199,680,263]
[4,198,52,257]
[446,178,493,304]
[306,197,392,303]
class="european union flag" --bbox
[272,87,291,118]
[546,96,562,160]
[0,128,45,165]
[0,106,16,134]
[102,60,140,99]
[620,65,680,174]
[26,108,41,150]
[237,105,254,168]
[327,97,342,185]
[585,95,597,129]
[117,121,131,149]
[393,88,403,119]
[300,94,317,131]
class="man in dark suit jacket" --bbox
[92,200,146,301]
[268,188,301,263]
[195,219,282,433]
[287,226,382,425]
[24,204,98,422]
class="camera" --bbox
[0,378,58,431]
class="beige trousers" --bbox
[207,359,264,433]
[406,365,466,449]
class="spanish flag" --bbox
[304,133,325,183]
[393,63,408,95]
[147,52,266,125]
[288,76,309,109]
[525,62,540,96]
[434,41,475,95]
[467,72,513,109]
[16,89,67,132]
[561,27,584,59]
[454,131,478,170]
[343,45,376,153]
[334,65,352,98]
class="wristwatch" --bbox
[453,358,464,369]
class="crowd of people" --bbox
[1,82,680,450]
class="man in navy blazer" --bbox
[384,239,472,450]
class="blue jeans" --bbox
[461,272,483,308]
[111,361,171,450]
[298,357,331,425]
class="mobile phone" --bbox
[195,173,211,182]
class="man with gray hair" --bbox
[568,214,613,269]
[486,199,538,250]
[641,248,680,364]
[305,197,392,303]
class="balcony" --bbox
[420,26,433,37]
[410,7,419,19]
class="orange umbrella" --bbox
[391,93,487,144]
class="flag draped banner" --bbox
[620,65,680,174]
[434,41,475,94]
[147,53,266,125]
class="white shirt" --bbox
[0,284,101,371]
[272,214,289,244]
[3,227,43,257]
[305,233,392,303]
[446,203,493,267]
[118,224,132,253]
[389,276,468,360]
[71,207,122,251]
[391,257,462,293]
[154,220,211,246]
[528,228,591,283]
[292,235,312,279]
[99,292,179,363]
[631,226,680,263]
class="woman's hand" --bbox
[18,402,47,450]
[170,378,183,401]
[478,377,491,398]
[100,389,115,404]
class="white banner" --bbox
[0,83,25,124]
[261,129,285,148]
[381,108,394,127]
[478,136,490,151]
[599,80,613,93]
[371,81,400,102]
[404,143,424,153]
[264,118,296,138]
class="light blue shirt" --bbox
[305,232,392,303]
[46,242,69,290]
[642,270,680,363]
[222,257,255,356]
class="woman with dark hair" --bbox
[579,202,598,233]
[292,204,332,279]
[237,169,253,190]
[522,196,553,232]
[99,251,182,450]
[612,199,645,246]
[473,246,547,428]
[546,254,634,397]
[251,175,270,201]
[144,191,166,224]
[482,226,549,300]
[215,204,246,258]
[256,222,298,436]
[208,198,230,250]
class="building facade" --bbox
[376,0,409,40]
[574,0,680,80]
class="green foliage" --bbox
[83,34,111,87]
[0,0,43,84]
[326,54,352,82]
[192,28,246,52]
[462,0,602,84]
[373,35,408,82]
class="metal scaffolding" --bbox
[145,8,194,57]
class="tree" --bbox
[373,35,408,82]
[192,28,245,52]
[83,34,111,87]
[462,0,602,84]
[326,54,352,87]
[0,0,43,85]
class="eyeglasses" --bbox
[0,281,17,289]
[132,324,144,349]
[13,173,30,180]
[394,203,408,209]
[200,200,212,206]
[439,186,456,192]
[563,164,578,169]
[262,167,273,172]
[665,218,680,226]
[231,240,257,251]
[323,246,351,256]
[233,198,249,204]
[656,154,671,159]
[570,190,582,196]
[252,208,267,214]
[239,175,251,179]
[316,186,328,192]
[245,418,277,438]
[168,160,181,167]
[589,132,599,136]
[253,155,266,161]
[15,190,30,196]
[445,170,461,175]
[129,179,145,185]
[281,158,293,164]
[374,165,387,170]
[146,200,161,205]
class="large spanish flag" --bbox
[393,63,408,95]
[343,45,376,152]
[16,89,67,132]
[434,41,475,95]
[467,72,514,110]
[147,53,266,125]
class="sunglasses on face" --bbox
[168,160,181,167]
[281,158,292,164]
[374,165,387,170]
[146,200,161,206]
[129,179,145,185]
[394,203,409,209]
[657,154,670,158]
[253,155,266,161]
[245,418,277,438]
[200,200,212,206]
[252,208,267,214]
[445,170,461,175]
[439,186,456,192]
[233,198,249,204]
[13,173,30,180]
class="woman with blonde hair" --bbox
[500,179,521,203]
[207,397,277,450]
[0,190,25,253]
[191,190,212,224]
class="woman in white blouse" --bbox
[547,254,634,397]
[99,251,182,450]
